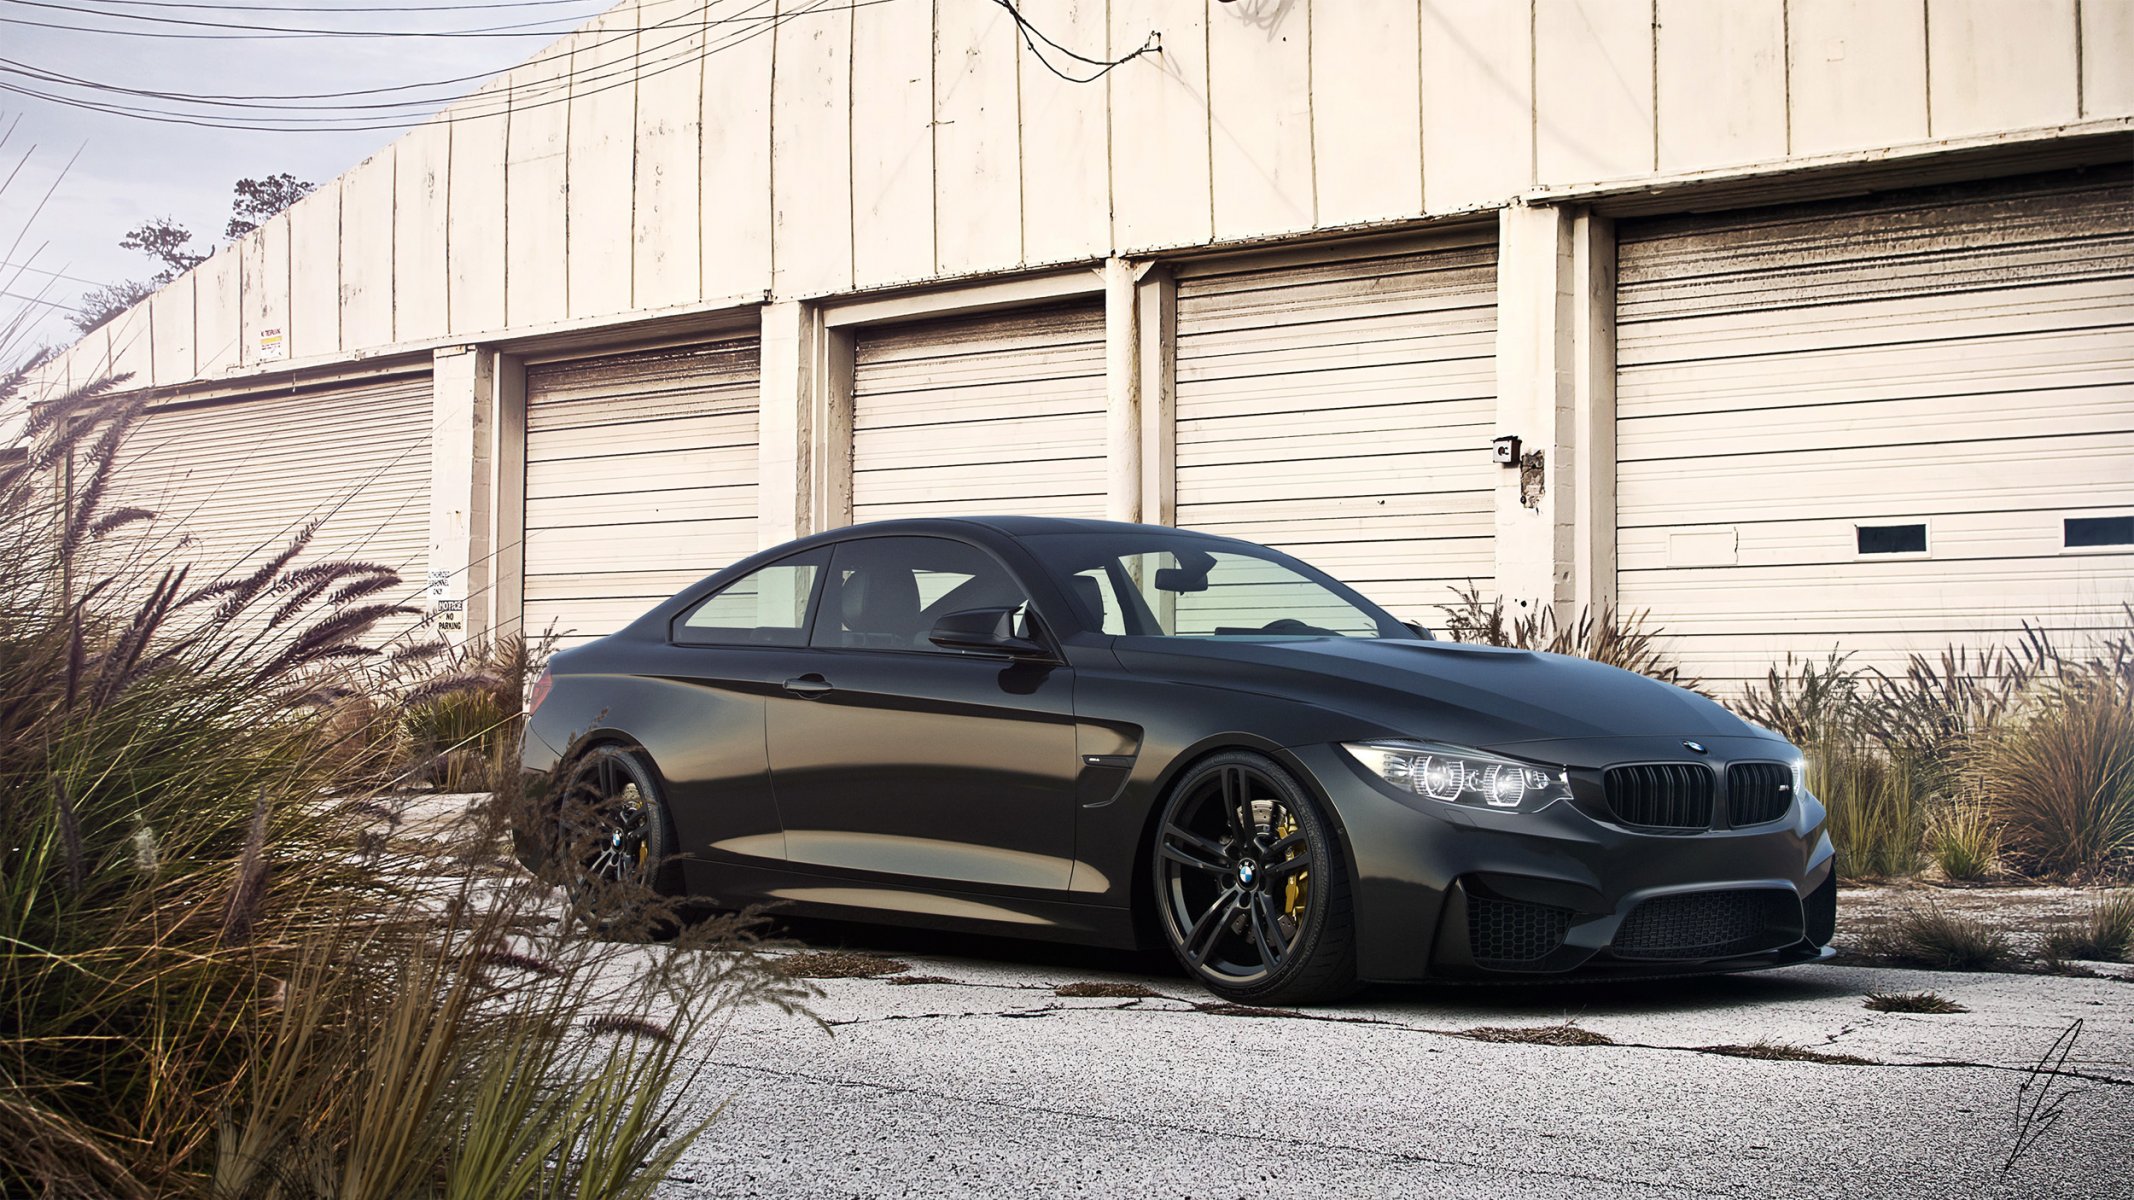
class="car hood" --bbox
[1112,636,1781,759]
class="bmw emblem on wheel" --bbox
[1237,859,1258,888]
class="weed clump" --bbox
[2040,894,2134,965]
[1459,1023,1615,1047]
[1863,990,1969,1014]
[1857,904,2014,971]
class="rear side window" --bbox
[672,550,827,646]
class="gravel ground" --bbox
[653,914,2132,1200]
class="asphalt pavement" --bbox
[656,928,2133,1200]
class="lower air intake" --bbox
[1468,894,1572,966]
[1611,889,1798,960]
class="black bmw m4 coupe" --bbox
[518,516,1837,1003]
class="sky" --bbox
[1,0,618,354]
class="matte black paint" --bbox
[520,516,1836,982]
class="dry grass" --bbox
[1971,677,2134,881]
[1458,1023,1615,1047]
[1857,903,2015,971]
[1928,799,2001,883]
[2040,894,2134,965]
[1863,991,1969,1014]
[1054,981,1163,999]
[883,974,958,987]
[1698,1042,1874,1066]
[0,371,810,1198]
[1437,585,1695,689]
[772,951,911,979]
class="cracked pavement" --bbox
[654,928,2133,1199]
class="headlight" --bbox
[1342,740,1574,812]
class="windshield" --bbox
[1026,532,1413,640]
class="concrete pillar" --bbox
[490,353,526,639]
[429,345,498,644]
[1137,265,1178,528]
[1493,204,1615,626]
[758,300,852,545]
[1104,257,1142,523]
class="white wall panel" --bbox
[935,0,1025,276]
[395,121,451,343]
[633,0,705,310]
[1786,0,1929,156]
[1534,0,1654,184]
[507,41,575,327]
[523,339,760,643]
[851,0,935,286]
[1655,0,1785,171]
[1109,0,1212,251]
[569,5,642,320]
[448,82,510,335]
[1419,0,1532,211]
[195,248,242,377]
[1174,237,1500,622]
[2081,0,2134,117]
[1312,0,1422,227]
[770,0,853,297]
[700,0,775,298]
[1207,0,1314,239]
[1019,0,1110,265]
[1616,169,2134,689]
[286,187,341,360]
[239,221,289,370]
[851,303,1108,522]
[104,304,152,388]
[148,273,194,387]
[340,150,396,350]
[1926,0,2080,138]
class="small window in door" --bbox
[672,551,825,646]
[1856,523,1928,556]
[2065,515,2133,549]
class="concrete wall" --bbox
[36,0,2134,398]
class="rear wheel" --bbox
[557,746,679,921]
[1151,751,1357,1005]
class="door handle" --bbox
[782,674,833,697]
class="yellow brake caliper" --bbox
[1276,811,1307,922]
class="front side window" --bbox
[812,536,1034,652]
[1031,533,1407,640]
[672,549,826,646]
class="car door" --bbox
[764,534,1080,892]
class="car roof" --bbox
[837,515,1228,540]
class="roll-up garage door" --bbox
[523,338,759,643]
[106,371,433,636]
[1616,167,2134,689]
[1173,234,1498,625]
[850,302,1107,523]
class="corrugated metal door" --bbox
[1617,168,2134,688]
[523,339,759,643]
[849,302,1107,523]
[1173,234,1499,624]
[106,372,433,631]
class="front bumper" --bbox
[1287,742,1837,983]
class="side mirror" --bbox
[928,607,1053,659]
[1403,620,1437,641]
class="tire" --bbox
[1150,751,1358,1005]
[556,746,681,927]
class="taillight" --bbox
[526,667,553,715]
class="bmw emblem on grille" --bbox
[1683,741,1708,754]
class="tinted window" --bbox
[812,536,1032,652]
[1026,532,1407,640]
[672,550,826,646]
[1857,523,1927,555]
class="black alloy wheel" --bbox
[1152,751,1356,1004]
[559,746,677,900]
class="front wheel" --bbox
[1151,751,1357,1005]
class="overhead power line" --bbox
[4,0,1153,135]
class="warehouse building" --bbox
[26,0,2134,687]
